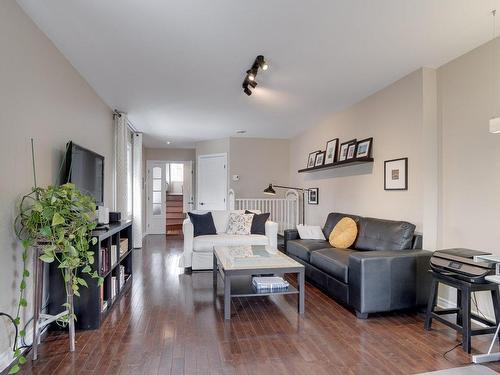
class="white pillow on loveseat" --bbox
[296,224,326,240]
[226,213,254,235]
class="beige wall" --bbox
[144,147,195,162]
[289,69,430,231]
[195,138,230,158]
[437,37,500,317]
[229,137,290,198]
[0,0,113,369]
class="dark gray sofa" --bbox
[284,212,432,319]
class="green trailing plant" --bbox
[10,183,103,374]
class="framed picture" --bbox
[324,138,339,164]
[355,137,373,158]
[346,144,357,159]
[308,188,319,205]
[307,151,320,168]
[339,139,356,161]
[384,158,408,190]
[314,151,325,166]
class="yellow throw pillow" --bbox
[329,217,358,249]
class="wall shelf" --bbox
[298,157,374,173]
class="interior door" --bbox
[183,161,194,213]
[197,154,227,210]
[146,161,166,234]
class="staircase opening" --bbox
[166,163,184,237]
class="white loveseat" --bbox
[181,210,278,270]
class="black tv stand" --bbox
[48,220,133,330]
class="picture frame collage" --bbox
[306,137,373,169]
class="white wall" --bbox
[229,137,290,198]
[144,147,196,162]
[437,37,500,317]
[0,1,113,370]
[289,69,431,230]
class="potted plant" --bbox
[10,183,103,373]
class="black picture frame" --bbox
[355,137,373,158]
[307,150,320,169]
[314,151,325,166]
[339,139,356,161]
[308,188,319,205]
[324,138,339,164]
[384,157,408,190]
[346,143,357,160]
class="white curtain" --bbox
[132,133,143,248]
[114,112,129,218]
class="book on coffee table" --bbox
[252,276,289,291]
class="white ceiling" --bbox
[18,0,500,148]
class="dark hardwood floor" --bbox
[17,235,500,374]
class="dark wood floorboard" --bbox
[14,235,500,374]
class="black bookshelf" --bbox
[48,220,133,330]
[298,156,374,173]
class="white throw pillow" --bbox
[226,213,254,235]
[296,224,326,240]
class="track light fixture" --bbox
[242,55,268,96]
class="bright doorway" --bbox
[146,160,194,235]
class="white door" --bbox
[146,161,166,234]
[183,161,194,213]
[197,154,227,210]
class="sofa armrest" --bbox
[265,220,278,249]
[182,218,194,268]
[348,250,432,315]
[283,229,299,252]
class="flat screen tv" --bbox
[62,142,104,206]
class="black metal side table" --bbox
[424,270,500,353]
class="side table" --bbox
[424,270,500,353]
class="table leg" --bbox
[66,273,75,352]
[462,286,471,353]
[298,270,305,314]
[32,250,41,360]
[457,288,462,326]
[224,275,231,320]
[213,254,217,287]
[424,278,438,330]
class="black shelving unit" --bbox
[48,220,133,330]
[298,156,374,173]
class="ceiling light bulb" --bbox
[248,73,255,81]
[262,62,268,71]
[166,141,171,145]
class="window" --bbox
[152,166,162,216]
[170,163,183,182]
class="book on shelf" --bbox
[100,248,109,274]
[119,265,125,288]
[111,276,117,299]
[110,244,117,267]
[101,300,108,313]
[119,238,129,256]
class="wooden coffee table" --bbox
[213,245,305,320]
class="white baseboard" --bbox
[437,296,494,327]
[0,327,34,373]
